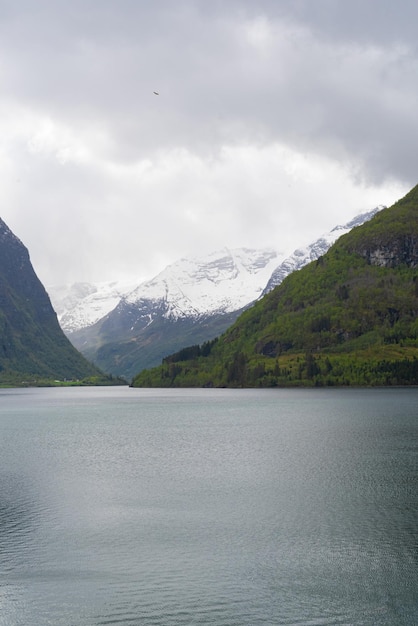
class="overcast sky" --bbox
[1,0,416,287]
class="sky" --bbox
[0,0,416,287]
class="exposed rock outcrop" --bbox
[358,235,418,268]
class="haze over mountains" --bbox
[48,207,381,380]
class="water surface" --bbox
[0,387,417,625]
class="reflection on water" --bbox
[0,387,417,625]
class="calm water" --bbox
[0,387,417,626]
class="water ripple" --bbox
[0,387,417,626]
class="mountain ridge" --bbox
[263,207,381,294]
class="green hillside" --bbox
[132,185,418,388]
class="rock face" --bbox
[340,186,418,269]
[0,218,101,381]
[359,235,418,268]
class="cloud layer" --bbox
[0,1,414,285]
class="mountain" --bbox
[131,186,418,388]
[65,248,283,380]
[123,247,281,318]
[52,209,381,381]
[0,218,111,385]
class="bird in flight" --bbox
[153,91,159,95]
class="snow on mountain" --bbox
[49,207,382,337]
[124,247,284,321]
[49,248,283,334]
[48,280,138,333]
[263,207,383,294]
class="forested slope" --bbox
[132,185,418,387]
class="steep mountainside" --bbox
[58,209,379,380]
[132,186,418,388]
[0,218,108,385]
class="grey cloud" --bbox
[0,1,415,285]
[3,2,414,183]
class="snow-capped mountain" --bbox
[62,248,284,379]
[263,207,382,294]
[124,247,283,320]
[48,279,138,333]
[49,248,283,334]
